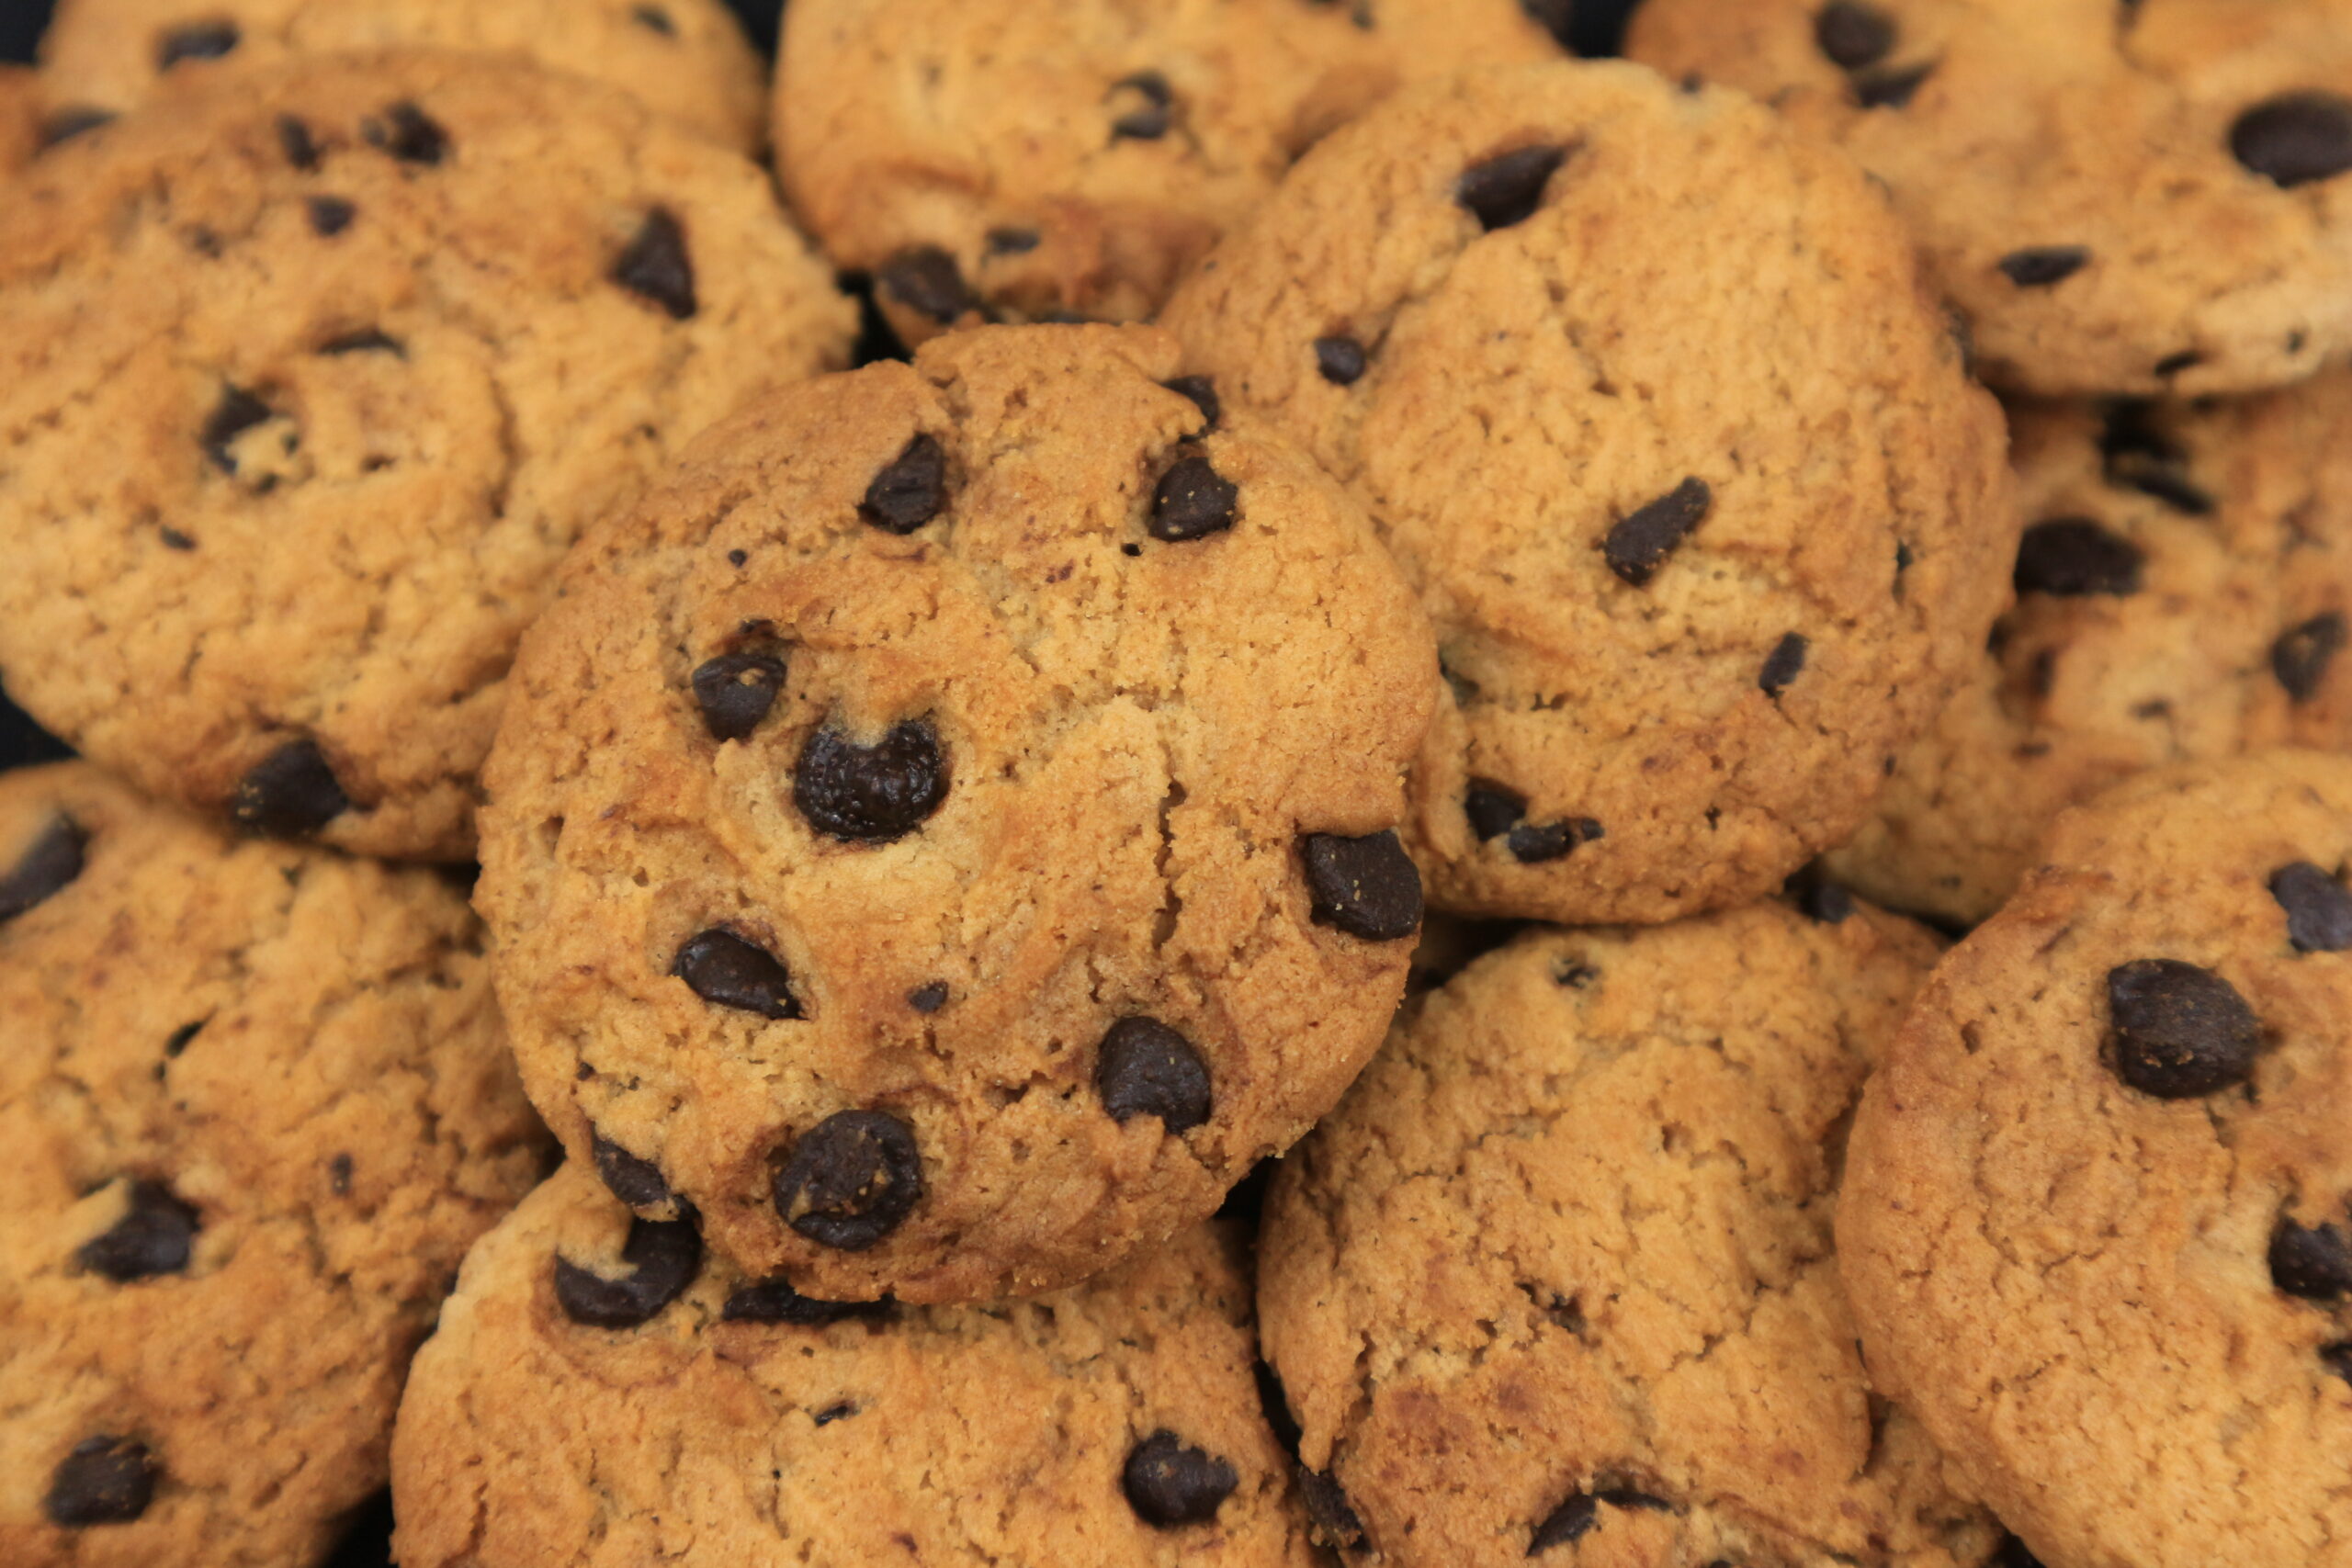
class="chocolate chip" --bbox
[330,1153,353,1195]
[1855,61,1934,108]
[0,814,85,925]
[1998,246,2090,287]
[318,327,401,356]
[1603,477,1711,586]
[201,385,272,474]
[156,20,239,69]
[691,652,787,742]
[813,1401,857,1424]
[1149,454,1239,541]
[1303,829,1422,941]
[40,107,116,150]
[1786,863,1853,923]
[552,1214,702,1328]
[1531,1493,1600,1552]
[907,981,949,1013]
[2233,93,2352,186]
[673,928,802,1020]
[276,114,318,169]
[591,1134,678,1213]
[2270,1216,2352,1300]
[1815,0,1894,69]
[1109,72,1174,141]
[2154,349,2203,377]
[1506,818,1601,865]
[46,1436,155,1527]
[860,434,947,533]
[1315,336,1368,386]
[164,1021,203,1057]
[231,740,348,839]
[363,101,449,165]
[1990,1536,2046,1568]
[794,719,949,841]
[2324,1343,2352,1384]
[2013,518,2143,597]
[614,208,696,319]
[1163,376,1219,431]
[987,227,1041,254]
[1300,1467,1366,1550]
[721,1277,891,1325]
[306,196,355,237]
[2098,404,2213,514]
[78,1180,198,1281]
[1759,633,1808,696]
[773,1109,923,1250]
[2106,958,2261,1098]
[2273,612,2346,701]
[631,3,676,33]
[1464,780,1527,842]
[2269,862,2352,953]
[1122,1430,1238,1528]
[1456,144,1567,231]
[878,246,974,323]
[1095,1017,1212,1133]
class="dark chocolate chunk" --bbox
[231,740,349,839]
[2233,93,2352,187]
[2269,861,2352,953]
[1303,829,1422,941]
[1758,633,1808,696]
[907,981,949,1013]
[1997,246,2090,287]
[632,4,676,34]
[363,101,449,165]
[1122,1430,1238,1528]
[76,1180,198,1281]
[673,928,802,1020]
[1507,817,1601,865]
[2273,612,2346,702]
[721,1277,891,1325]
[317,327,402,356]
[159,526,196,550]
[878,246,974,323]
[330,1153,353,1195]
[591,1134,677,1212]
[1530,1492,1600,1553]
[46,1436,155,1527]
[276,114,318,169]
[0,814,85,925]
[1456,143,1567,231]
[552,1214,702,1328]
[2270,1216,2352,1301]
[2106,958,2261,1098]
[2098,403,2213,514]
[1855,61,1934,108]
[794,719,949,841]
[1464,780,1529,842]
[2013,518,2143,597]
[201,385,273,474]
[614,208,696,319]
[1149,454,1240,541]
[1603,477,1711,586]
[1109,72,1174,141]
[1095,1017,1213,1133]
[40,107,117,150]
[164,1021,204,1057]
[859,434,948,533]
[305,196,355,237]
[1786,863,1853,924]
[1163,375,1220,431]
[157,20,239,69]
[1315,335,1368,386]
[813,1401,857,1424]
[1815,0,1894,69]
[986,227,1041,254]
[773,1109,923,1251]
[691,652,787,742]
[1300,1466,1366,1550]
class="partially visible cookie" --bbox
[0,763,546,1568]
[774,0,1563,346]
[40,0,765,153]
[392,1164,1313,1568]
[1259,901,2004,1566]
[1841,751,2352,1568]
[477,323,1436,1303]
[1161,61,2013,927]
[1630,0,2352,397]
[0,51,853,860]
[1830,378,2352,926]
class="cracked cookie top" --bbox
[1840,750,2352,1567]
[1159,61,2014,928]
[1830,377,2352,926]
[0,762,547,1568]
[475,322,1436,1303]
[39,0,767,154]
[1630,0,2352,397]
[0,50,853,860]
[391,1163,1315,1568]
[1256,898,2003,1568]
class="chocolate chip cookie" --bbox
[1160,61,2013,928]
[40,0,766,153]
[1829,378,2352,927]
[1631,0,2352,397]
[1840,751,2352,1568]
[1259,900,2006,1566]
[0,51,854,860]
[0,763,546,1568]
[774,0,1563,347]
[475,322,1436,1303]
[391,1163,1312,1568]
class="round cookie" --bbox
[1159,62,2013,928]
[1840,751,2352,1567]
[391,1164,1313,1568]
[476,322,1437,1303]
[774,0,1563,347]
[0,51,854,861]
[0,762,547,1568]
[1829,377,2352,927]
[1258,901,2006,1566]
[39,0,765,154]
[1630,0,2352,398]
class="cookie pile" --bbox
[0,2,2345,1566]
